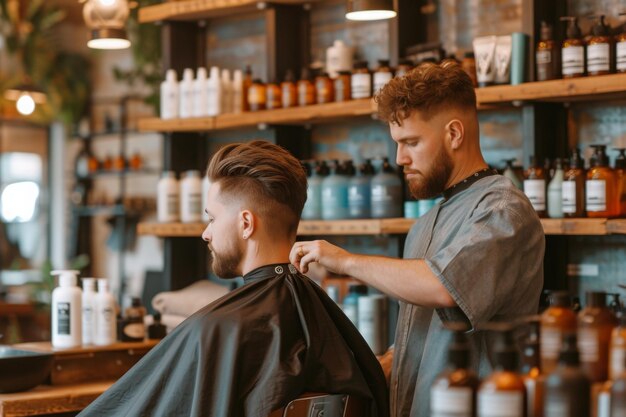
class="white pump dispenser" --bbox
[207,66,222,116]
[179,68,195,118]
[160,69,179,120]
[81,278,97,345]
[193,67,208,118]
[221,69,232,114]
[94,279,117,346]
[51,270,83,348]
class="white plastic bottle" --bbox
[202,175,211,222]
[358,295,387,355]
[95,279,117,346]
[51,270,83,348]
[326,40,353,78]
[232,69,243,113]
[179,68,195,118]
[81,277,97,345]
[193,67,208,118]
[157,171,179,223]
[221,69,232,114]
[180,170,202,223]
[547,158,564,218]
[207,66,222,116]
[160,69,179,120]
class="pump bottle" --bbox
[160,69,179,120]
[242,65,253,112]
[586,145,619,218]
[503,159,522,190]
[302,161,329,220]
[348,159,375,219]
[586,15,612,76]
[95,279,117,346]
[536,21,558,81]
[207,67,222,116]
[51,270,83,348]
[220,69,233,114]
[578,291,617,383]
[610,310,626,381]
[522,319,544,417]
[192,67,208,118]
[371,158,403,218]
[81,278,97,345]
[541,291,577,375]
[547,158,564,218]
[563,148,586,218]
[524,156,547,217]
[178,68,194,118]
[614,148,626,216]
[321,160,350,220]
[560,17,585,78]
[232,69,243,113]
[431,325,479,417]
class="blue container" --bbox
[322,160,350,220]
[302,161,329,220]
[342,284,368,327]
[348,159,375,219]
[418,199,435,217]
[370,157,403,218]
[404,201,420,218]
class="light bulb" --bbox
[345,10,397,20]
[98,0,117,6]
[16,93,36,116]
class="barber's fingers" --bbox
[290,241,310,268]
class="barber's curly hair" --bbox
[375,60,477,125]
[206,140,307,237]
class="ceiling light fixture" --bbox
[83,0,131,50]
[4,85,47,116]
[346,0,397,21]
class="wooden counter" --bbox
[0,381,112,417]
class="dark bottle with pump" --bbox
[522,319,544,417]
[430,325,479,417]
[586,145,619,218]
[478,324,527,417]
[524,156,547,217]
[148,311,166,340]
[578,291,617,383]
[536,21,558,81]
[560,17,585,78]
[544,333,591,417]
[563,148,587,218]
[614,148,626,216]
[541,291,578,375]
[586,15,612,76]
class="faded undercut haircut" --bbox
[206,140,307,239]
[375,60,477,125]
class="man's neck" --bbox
[445,155,489,189]
[240,240,293,276]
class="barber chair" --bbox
[268,393,366,417]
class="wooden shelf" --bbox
[139,0,319,23]
[138,218,626,238]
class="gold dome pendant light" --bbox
[83,0,131,50]
[345,0,397,21]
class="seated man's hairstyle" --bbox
[375,60,477,125]
[206,140,307,238]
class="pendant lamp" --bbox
[83,0,131,50]
[4,85,47,116]
[346,0,397,21]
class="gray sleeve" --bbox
[425,190,544,329]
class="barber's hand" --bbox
[290,240,351,275]
[378,347,394,386]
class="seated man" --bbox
[79,141,388,417]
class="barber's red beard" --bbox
[406,145,453,200]
[208,238,242,279]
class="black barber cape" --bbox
[78,264,389,417]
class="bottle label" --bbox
[57,302,71,335]
[478,391,523,417]
[617,41,626,72]
[562,181,577,214]
[540,328,562,359]
[167,193,179,217]
[189,192,201,216]
[524,179,546,211]
[587,43,610,73]
[282,86,294,107]
[610,347,626,380]
[586,179,607,212]
[373,72,393,93]
[562,46,584,75]
[536,50,552,65]
[431,386,472,416]
[351,73,372,99]
[578,328,600,362]
[545,395,570,417]
[598,391,611,417]
[123,322,146,339]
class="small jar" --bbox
[462,52,478,87]
[334,71,352,102]
[315,72,335,104]
[297,68,315,106]
[395,59,414,78]
[281,70,297,108]
[351,61,372,99]
[248,79,267,111]
[373,59,393,93]
[266,80,282,110]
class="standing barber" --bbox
[290,61,544,417]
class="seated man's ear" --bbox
[240,210,255,240]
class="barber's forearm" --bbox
[343,254,457,308]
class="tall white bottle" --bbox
[95,279,117,346]
[179,68,195,118]
[193,67,208,117]
[160,69,179,120]
[51,270,82,348]
[202,175,211,222]
[81,278,97,345]
[221,69,233,114]
[232,69,243,114]
[180,170,202,223]
[207,66,222,116]
[157,171,180,223]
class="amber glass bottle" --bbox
[586,145,619,218]
[560,17,585,78]
[334,71,352,102]
[247,79,267,111]
[524,156,547,217]
[611,368,626,415]
[578,291,617,383]
[614,148,626,216]
[478,325,527,417]
[541,292,578,374]
[315,72,334,104]
[280,70,297,109]
[536,21,557,81]
[563,148,586,218]
[297,68,315,107]
[430,327,479,417]
[617,13,626,73]
[522,319,544,417]
[587,15,612,76]
[609,311,626,381]
[266,79,281,110]
[242,65,253,112]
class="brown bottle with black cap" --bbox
[430,324,479,417]
[280,70,297,109]
[611,353,626,416]
[578,291,617,383]
[478,323,526,417]
[541,291,578,375]
[522,318,544,417]
[544,333,591,416]
[563,148,587,218]
[524,156,547,217]
[560,17,585,78]
[586,145,619,218]
[614,148,626,216]
[297,68,315,107]
[536,21,558,81]
[586,15,612,76]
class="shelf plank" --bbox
[476,73,626,105]
[607,219,626,235]
[137,222,206,237]
[297,219,385,235]
[540,218,609,235]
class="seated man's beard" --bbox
[209,238,242,278]
[408,147,453,200]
